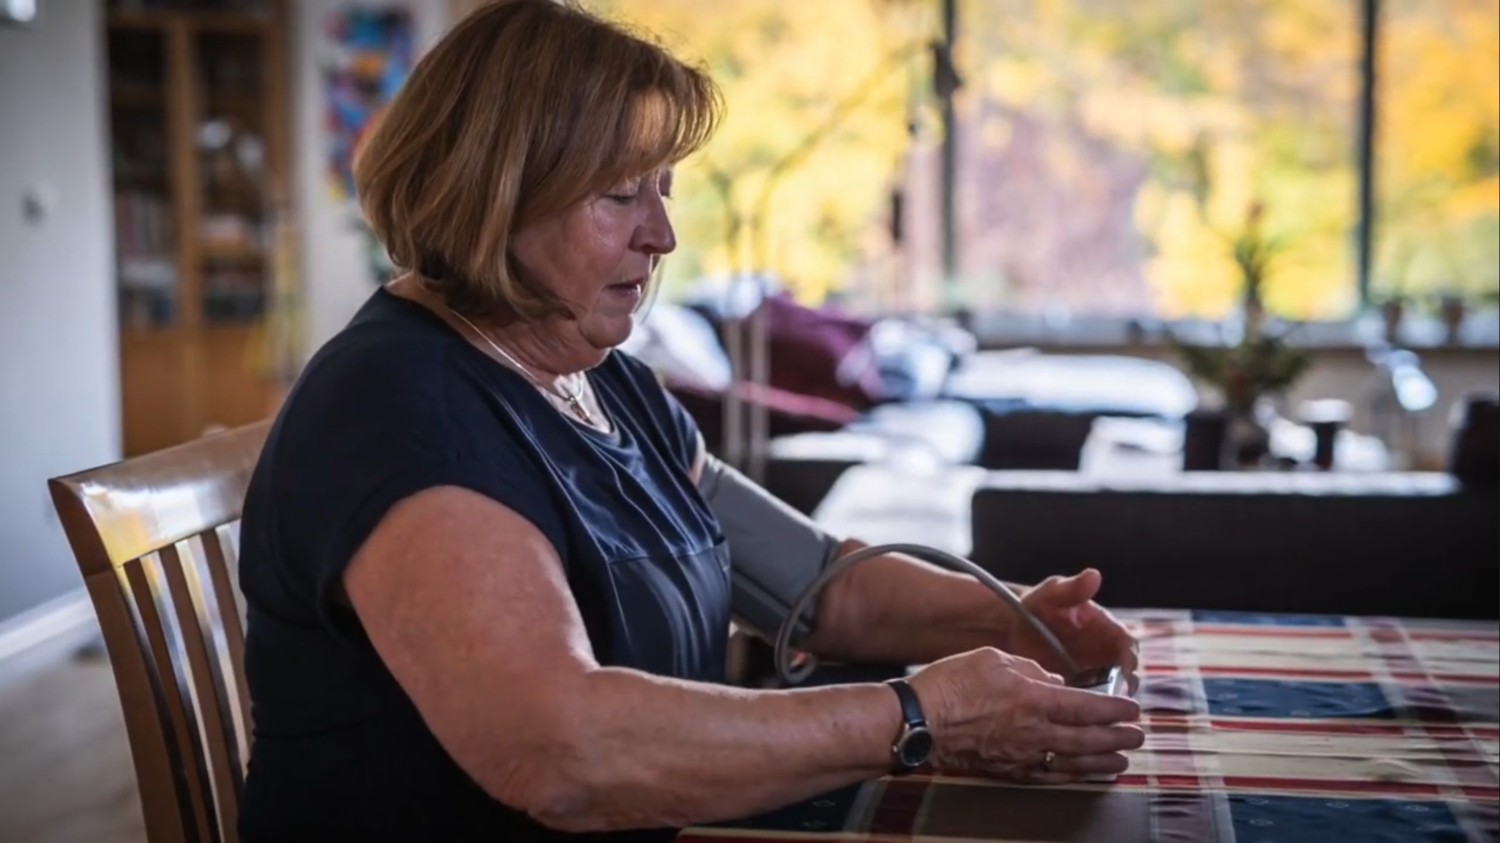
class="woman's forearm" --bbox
[526,670,900,832]
[802,539,1019,666]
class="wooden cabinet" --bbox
[106,1,295,456]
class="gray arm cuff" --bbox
[697,455,842,644]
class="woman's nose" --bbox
[635,195,677,255]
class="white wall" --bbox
[292,0,451,353]
[0,0,120,625]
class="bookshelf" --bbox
[105,0,294,456]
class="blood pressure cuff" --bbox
[696,454,841,644]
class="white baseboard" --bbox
[0,589,97,664]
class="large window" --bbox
[592,0,1498,324]
[1373,0,1499,309]
[946,0,1361,321]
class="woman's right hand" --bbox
[906,647,1146,784]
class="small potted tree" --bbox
[1170,202,1312,468]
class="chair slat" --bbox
[161,541,244,843]
[200,526,253,760]
[126,553,220,843]
[87,572,192,843]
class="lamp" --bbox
[1,0,37,27]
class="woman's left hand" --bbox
[1005,569,1140,694]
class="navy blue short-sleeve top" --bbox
[236,287,730,841]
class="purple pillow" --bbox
[759,293,885,411]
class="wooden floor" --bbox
[0,623,146,843]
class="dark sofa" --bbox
[968,470,1499,620]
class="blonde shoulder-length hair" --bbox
[354,0,721,321]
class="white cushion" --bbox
[621,303,733,392]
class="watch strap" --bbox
[885,678,930,776]
[887,678,927,729]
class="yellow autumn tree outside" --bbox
[588,0,934,304]
[961,0,1363,320]
[590,0,1497,319]
[1375,0,1500,306]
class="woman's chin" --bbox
[580,313,637,351]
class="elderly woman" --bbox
[236,1,1143,840]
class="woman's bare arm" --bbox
[343,484,901,833]
[801,537,1016,665]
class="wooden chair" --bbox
[48,420,272,843]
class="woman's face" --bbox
[510,168,676,355]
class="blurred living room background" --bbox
[0,0,1496,839]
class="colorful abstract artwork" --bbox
[321,6,415,205]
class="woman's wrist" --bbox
[821,681,909,776]
[990,582,1028,651]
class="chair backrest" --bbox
[48,420,271,843]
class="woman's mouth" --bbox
[605,280,645,302]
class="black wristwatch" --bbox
[885,679,934,775]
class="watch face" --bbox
[898,727,934,767]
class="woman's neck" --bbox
[387,275,577,386]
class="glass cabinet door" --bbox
[195,28,271,326]
[109,26,178,329]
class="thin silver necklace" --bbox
[440,304,597,426]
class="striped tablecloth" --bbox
[680,610,1499,842]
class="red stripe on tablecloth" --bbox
[1407,630,1500,643]
[675,828,828,834]
[678,828,786,834]
[1229,776,1499,800]
[1197,665,1375,680]
[1391,671,1500,686]
[1155,774,1207,789]
[1191,625,1355,639]
[1118,773,1498,801]
[1207,717,1401,735]
[1144,664,1365,679]
[1146,713,1499,737]
[1203,718,1500,739]
[1224,777,1446,798]
[1142,664,1500,685]
[863,777,930,835]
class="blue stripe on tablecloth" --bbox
[1201,677,1400,719]
[1192,610,1349,627]
[1229,794,1470,842]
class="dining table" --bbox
[679,609,1499,842]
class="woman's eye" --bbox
[605,182,640,204]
